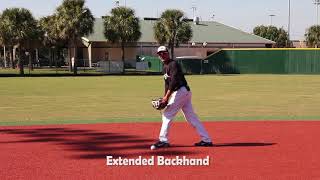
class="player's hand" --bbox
[151,98,168,110]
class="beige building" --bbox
[292,40,307,48]
[72,18,275,67]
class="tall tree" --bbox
[39,15,66,68]
[103,7,141,73]
[0,8,38,75]
[55,0,94,74]
[0,12,9,67]
[26,22,42,71]
[253,25,289,48]
[0,11,18,69]
[39,15,60,48]
[305,25,320,48]
[153,9,192,59]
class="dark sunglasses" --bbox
[158,51,168,56]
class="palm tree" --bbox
[39,15,66,68]
[39,15,55,67]
[0,13,7,67]
[26,23,42,72]
[55,0,95,74]
[103,7,141,73]
[153,9,192,59]
[0,12,16,69]
[305,25,320,48]
[39,15,59,48]
[0,8,38,75]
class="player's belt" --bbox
[175,85,190,91]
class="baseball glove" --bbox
[151,98,168,110]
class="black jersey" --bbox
[162,60,190,92]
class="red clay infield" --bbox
[1,121,320,180]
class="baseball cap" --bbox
[157,46,168,54]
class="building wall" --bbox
[78,47,137,62]
[78,42,272,67]
[81,46,216,62]
[292,40,307,48]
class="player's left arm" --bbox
[163,90,172,103]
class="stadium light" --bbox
[115,0,120,7]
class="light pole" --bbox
[314,0,320,25]
[288,0,291,47]
[269,14,276,26]
[191,6,197,18]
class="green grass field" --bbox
[0,67,100,75]
[1,75,320,126]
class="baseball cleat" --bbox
[194,141,213,147]
[150,141,170,150]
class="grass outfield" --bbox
[0,67,100,75]
[1,75,320,126]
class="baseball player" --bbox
[151,46,213,150]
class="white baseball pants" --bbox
[159,86,212,143]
